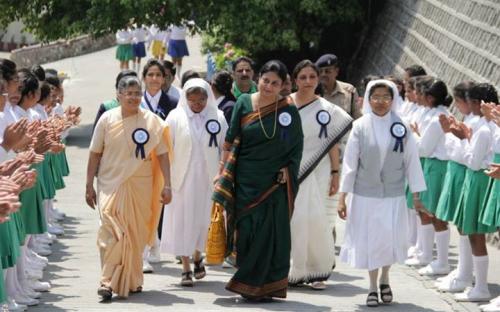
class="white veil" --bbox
[177,78,218,114]
[362,79,403,115]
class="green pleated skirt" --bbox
[49,152,66,190]
[406,158,427,209]
[116,44,134,61]
[40,157,56,200]
[419,158,448,214]
[452,168,497,235]
[0,217,21,269]
[60,147,70,176]
[0,268,5,303]
[435,161,467,222]
[19,163,47,235]
[480,154,500,227]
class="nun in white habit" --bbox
[160,78,228,286]
[338,79,426,307]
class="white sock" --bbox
[456,235,473,282]
[176,65,182,79]
[420,224,435,262]
[435,229,450,267]
[407,210,417,246]
[472,255,489,292]
[415,221,423,253]
[143,247,149,260]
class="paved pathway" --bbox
[22,35,500,311]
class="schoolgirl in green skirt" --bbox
[449,83,498,302]
[410,79,453,275]
[480,150,500,227]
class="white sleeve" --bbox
[461,129,492,170]
[405,132,427,193]
[165,114,176,147]
[218,113,229,153]
[445,134,464,164]
[339,124,360,193]
[0,146,9,163]
[417,119,444,157]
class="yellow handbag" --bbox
[205,202,227,265]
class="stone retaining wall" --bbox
[10,34,115,67]
[354,0,499,88]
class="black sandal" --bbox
[366,292,379,307]
[193,257,206,280]
[97,285,112,301]
[379,284,393,303]
[181,271,194,287]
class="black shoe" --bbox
[366,292,379,307]
[193,257,206,280]
[181,271,194,287]
[379,284,393,303]
[98,286,112,301]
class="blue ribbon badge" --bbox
[390,122,407,153]
[278,111,292,141]
[132,128,150,159]
[206,119,221,147]
[316,110,331,139]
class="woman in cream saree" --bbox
[86,76,171,300]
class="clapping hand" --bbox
[485,163,500,180]
[450,120,471,140]
[439,114,452,133]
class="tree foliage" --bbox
[0,0,365,48]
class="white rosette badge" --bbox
[390,122,407,153]
[132,128,150,159]
[206,119,221,147]
[278,111,292,141]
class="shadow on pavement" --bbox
[214,296,331,311]
[118,290,195,306]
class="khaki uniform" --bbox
[323,80,361,120]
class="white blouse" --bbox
[167,25,187,41]
[116,29,132,45]
[415,105,449,160]
[460,117,494,170]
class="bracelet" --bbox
[164,186,171,190]
[330,170,339,175]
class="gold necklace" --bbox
[257,96,278,139]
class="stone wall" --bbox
[10,34,115,68]
[355,0,500,247]
[354,0,500,88]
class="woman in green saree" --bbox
[213,60,304,299]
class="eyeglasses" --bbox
[121,91,142,98]
[369,95,392,103]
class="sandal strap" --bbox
[182,271,193,278]
[379,284,392,293]
[194,257,204,268]
[367,292,378,300]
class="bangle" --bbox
[331,170,339,175]
[164,185,171,190]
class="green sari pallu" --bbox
[213,94,303,299]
